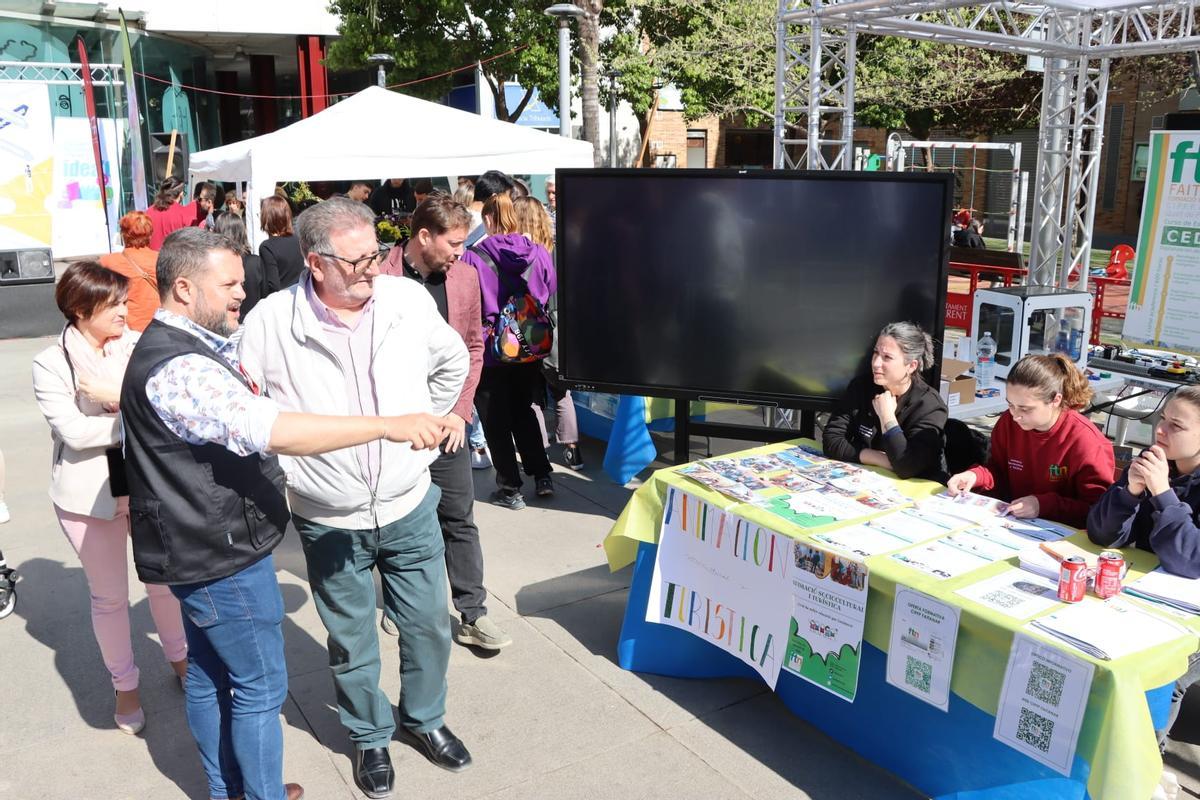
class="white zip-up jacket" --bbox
[238,275,468,529]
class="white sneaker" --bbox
[470,447,491,470]
[0,502,9,525]
[1158,770,1180,800]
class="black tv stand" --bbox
[672,398,817,465]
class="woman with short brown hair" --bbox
[32,261,188,735]
[258,195,305,289]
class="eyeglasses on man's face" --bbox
[315,245,390,275]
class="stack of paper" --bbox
[1018,547,1066,582]
[1125,568,1200,614]
[1017,540,1125,584]
[1028,598,1193,660]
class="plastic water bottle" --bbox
[1066,308,1084,361]
[1055,323,1070,356]
[977,331,997,388]
[1042,311,1058,354]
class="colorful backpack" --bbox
[471,246,555,364]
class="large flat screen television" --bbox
[555,168,953,408]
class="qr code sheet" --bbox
[1026,661,1066,706]
[1016,706,1055,753]
[980,589,1022,610]
[905,655,932,694]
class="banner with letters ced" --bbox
[1125,130,1200,353]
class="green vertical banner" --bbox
[119,10,148,210]
[1124,130,1200,352]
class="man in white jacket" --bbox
[239,198,471,799]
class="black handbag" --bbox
[105,446,129,498]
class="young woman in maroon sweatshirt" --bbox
[946,353,1114,528]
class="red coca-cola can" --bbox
[1094,551,1125,599]
[1057,556,1087,603]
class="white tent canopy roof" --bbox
[189,86,593,245]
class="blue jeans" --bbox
[468,406,488,450]
[1159,649,1200,751]
[170,554,288,800]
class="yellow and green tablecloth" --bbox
[604,439,1199,800]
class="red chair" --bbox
[1068,244,1135,283]
[1107,244,1134,280]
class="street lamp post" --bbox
[366,53,395,89]
[605,69,621,167]
[544,3,586,137]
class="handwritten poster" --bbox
[646,487,792,687]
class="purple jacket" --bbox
[461,233,557,366]
[1087,466,1200,578]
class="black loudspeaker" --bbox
[150,131,190,185]
[0,281,60,338]
[0,248,54,286]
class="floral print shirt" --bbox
[145,309,279,457]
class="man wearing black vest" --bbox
[121,227,451,800]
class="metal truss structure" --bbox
[0,61,124,87]
[774,1,1200,287]
[886,135,1026,252]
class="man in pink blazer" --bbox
[382,194,512,652]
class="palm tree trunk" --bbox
[576,0,604,166]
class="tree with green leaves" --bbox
[327,1,1193,167]
[328,0,631,166]
[624,1,1191,141]
[625,0,1040,139]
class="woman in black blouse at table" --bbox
[822,321,949,481]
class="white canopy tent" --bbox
[775,0,1200,287]
[189,85,594,247]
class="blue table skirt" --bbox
[575,395,664,485]
[618,541,1172,800]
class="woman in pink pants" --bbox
[32,261,187,735]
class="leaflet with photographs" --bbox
[677,445,912,530]
[783,540,870,702]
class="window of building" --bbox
[726,129,772,169]
[1102,104,1125,210]
[686,129,707,169]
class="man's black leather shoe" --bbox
[354,746,394,798]
[402,725,473,772]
